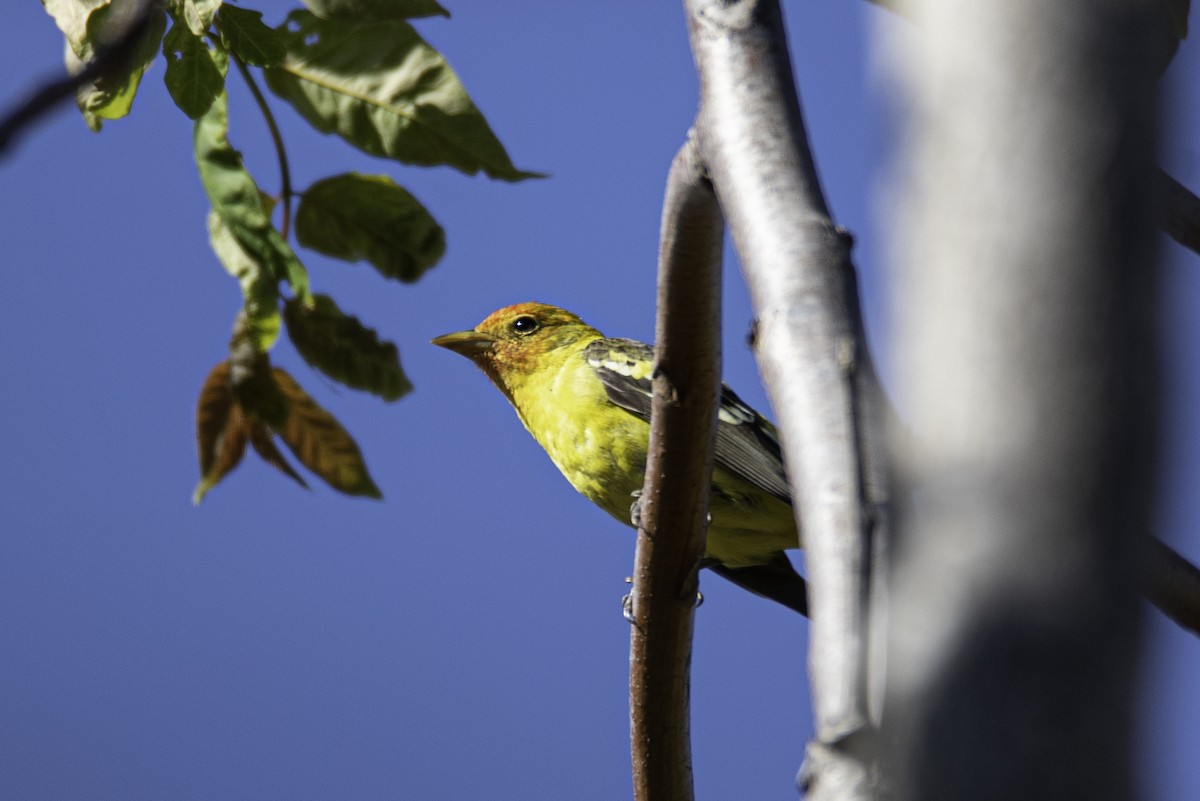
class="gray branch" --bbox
[628,130,724,801]
[684,1,887,798]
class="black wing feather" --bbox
[583,338,792,504]
[583,338,656,418]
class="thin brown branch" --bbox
[0,0,161,160]
[231,55,294,239]
[628,129,723,801]
[684,1,885,798]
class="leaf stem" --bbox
[232,55,293,239]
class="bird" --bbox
[431,302,807,615]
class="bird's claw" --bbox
[621,576,704,622]
[627,489,707,529]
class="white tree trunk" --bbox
[884,2,1161,799]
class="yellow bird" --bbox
[433,302,806,615]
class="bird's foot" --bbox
[621,577,704,622]
[629,489,643,529]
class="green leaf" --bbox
[295,173,445,282]
[194,90,312,302]
[183,0,222,36]
[300,0,449,21]
[272,232,311,303]
[272,367,383,498]
[264,10,541,181]
[217,5,285,67]
[50,2,167,129]
[284,294,412,401]
[163,19,224,118]
[208,212,282,351]
[77,68,141,126]
[42,0,111,57]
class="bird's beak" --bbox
[431,329,498,359]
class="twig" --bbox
[1147,537,1200,635]
[628,129,723,801]
[1161,168,1200,259]
[231,55,293,239]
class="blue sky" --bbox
[2,2,1198,799]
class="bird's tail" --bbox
[705,553,809,617]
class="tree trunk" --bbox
[883,3,1161,801]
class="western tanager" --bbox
[432,302,807,615]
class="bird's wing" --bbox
[710,384,791,502]
[584,338,792,504]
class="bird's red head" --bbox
[431,303,602,393]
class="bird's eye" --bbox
[511,315,540,335]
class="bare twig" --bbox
[1147,537,1200,635]
[684,1,886,798]
[1161,168,1200,258]
[0,0,161,160]
[628,129,723,801]
[231,55,294,239]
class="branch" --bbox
[1147,537,1200,635]
[231,55,294,239]
[684,1,886,799]
[1160,169,1200,258]
[0,0,161,160]
[628,130,723,801]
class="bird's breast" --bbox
[511,357,648,524]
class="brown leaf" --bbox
[271,367,383,498]
[248,420,310,490]
[193,361,251,503]
[214,404,252,479]
[228,317,287,427]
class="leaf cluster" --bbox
[40,0,538,501]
